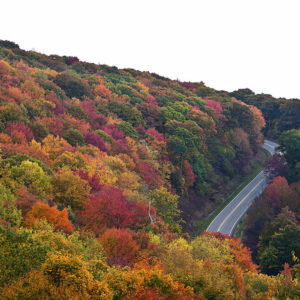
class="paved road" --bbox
[206,139,278,235]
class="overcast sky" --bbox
[1,0,300,99]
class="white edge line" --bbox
[206,140,278,233]
[229,178,267,235]
[206,170,264,232]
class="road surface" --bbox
[206,139,278,235]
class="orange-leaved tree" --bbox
[24,202,74,234]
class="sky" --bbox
[1,0,300,99]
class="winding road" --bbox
[206,140,278,235]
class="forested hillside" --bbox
[230,88,300,139]
[243,130,300,278]
[0,40,299,299]
[229,88,300,280]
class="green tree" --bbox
[52,168,90,209]
[62,128,85,146]
[9,160,51,198]
[0,226,49,287]
[278,129,300,182]
[53,73,91,99]
[150,187,181,232]
[30,121,49,142]
[0,183,22,227]
[116,121,138,140]
[258,221,300,275]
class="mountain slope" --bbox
[0,40,299,299]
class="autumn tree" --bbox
[42,253,92,289]
[9,160,51,198]
[81,185,149,235]
[0,226,49,287]
[150,187,181,232]
[24,202,74,234]
[0,183,22,227]
[98,228,140,266]
[264,153,288,178]
[52,168,90,210]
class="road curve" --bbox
[206,139,278,235]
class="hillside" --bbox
[0,40,267,229]
[0,40,299,299]
[230,88,300,139]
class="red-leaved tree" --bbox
[81,185,150,235]
[98,228,140,266]
[205,99,223,118]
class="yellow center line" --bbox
[217,176,266,232]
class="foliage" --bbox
[52,168,90,209]
[231,88,300,138]
[53,72,91,99]
[0,183,22,227]
[98,228,140,267]
[24,202,74,234]
[62,128,85,146]
[0,226,50,287]
[151,187,181,232]
[8,160,51,198]
[0,40,298,298]
[81,185,149,235]
[278,129,300,182]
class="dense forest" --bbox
[242,130,300,275]
[0,40,299,299]
[230,88,300,139]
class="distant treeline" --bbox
[230,88,300,139]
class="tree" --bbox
[85,132,106,152]
[81,185,149,235]
[52,168,90,210]
[278,129,300,182]
[259,176,293,215]
[0,269,113,300]
[24,202,74,234]
[43,253,93,290]
[0,183,22,227]
[259,223,300,275]
[74,169,102,193]
[182,161,195,187]
[53,73,91,99]
[116,121,138,140]
[108,101,143,127]
[0,226,49,287]
[9,160,51,198]
[53,151,85,171]
[258,208,300,275]
[264,153,288,178]
[138,102,162,128]
[103,259,193,299]
[6,122,34,142]
[42,135,73,160]
[136,162,162,188]
[30,121,49,142]
[98,228,140,266]
[150,187,181,232]
[167,127,198,164]
[62,128,85,146]
[205,99,223,118]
